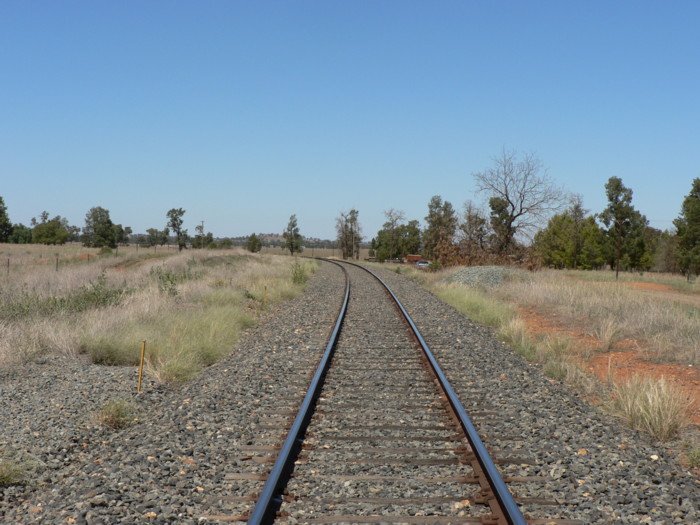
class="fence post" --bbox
[137,341,147,393]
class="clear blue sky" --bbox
[2,1,698,240]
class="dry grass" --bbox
[0,246,317,384]
[94,399,136,430]
[396,263,694,438]
[492,270,700,366]
[607,375,690,441]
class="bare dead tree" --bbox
[473,148,566,254]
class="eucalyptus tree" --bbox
[283,214,302,255]
[674,177,700,277]
[336,209,362,259]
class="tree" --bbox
[167,208,188,251]
[457,201,490,262]
[82,206,116,248]
[246,233,262,253]
[336,209,362,259]
[473,149,565,254]
[599,177,649,278]
[534,201,606,270]
[33,215,70,245]
[422,195,457,263]
[192,223,214,249]
[283,214,303,255]
[146,228,169,246]
[8,223,32,244]
[674,178,700,277]
[0,197,12,242]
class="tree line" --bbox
[277,149,699,277]
[3,149,699,276]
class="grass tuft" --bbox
[95,399,136,429]
[607,375,690,441]
[0,459,26,487]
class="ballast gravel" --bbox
[0,261,698,524]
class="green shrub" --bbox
[291,261,308,284]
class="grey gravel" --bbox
[1,260,698,524]
[445,265,527,289]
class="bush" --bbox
[291,261,308,284]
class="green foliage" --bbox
[374,209,421,261]
[599,177,650,275]
[283,214,303,255]
[0,196,12,242]
[7,223,32,244]
[146,227,169,246]
[674,178,700,276]
[95,399,136,429]
[82,206,116,248]
[423,196,457,263]
[246,233,262,253]
[534,201,606,269]
[291,261,309,284]
[32,215,70,245]
[167,208,188,251]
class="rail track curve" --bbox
[232,260,580,524]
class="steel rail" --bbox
[344,261,526,525]
[247,261,350,524]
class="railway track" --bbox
[210,260,582,524]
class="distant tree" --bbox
[219,238,233,249]
[653,230,681,273]
[457,201,490,262]
[599,177,649,277]
[0,197,12,242]
[336,209,362,259]
[246,233,262,253]
[422,195,457,264]
[167,208,188,251]
[283,214,303,255]
[534,199,606,269]
[82,206,116,248]
[121,226,133,245]
[674,177,700,277]
[146,228,169,246]
[67,225,81,243]
[473,149,565,254]
[33,215,70,245]
[192,223,214,249]
[8,223,32,244]
[376,209,405,260]
[374,210,421,261]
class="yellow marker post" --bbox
[137,341,146,393]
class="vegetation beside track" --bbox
[388,263,697,459]
[0,247,317,383]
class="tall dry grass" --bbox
[492,270,700,366]
[396,263,694,440]
[0,247,316,383]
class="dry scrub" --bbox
[397,264,695,441]
[0,247,316,383]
